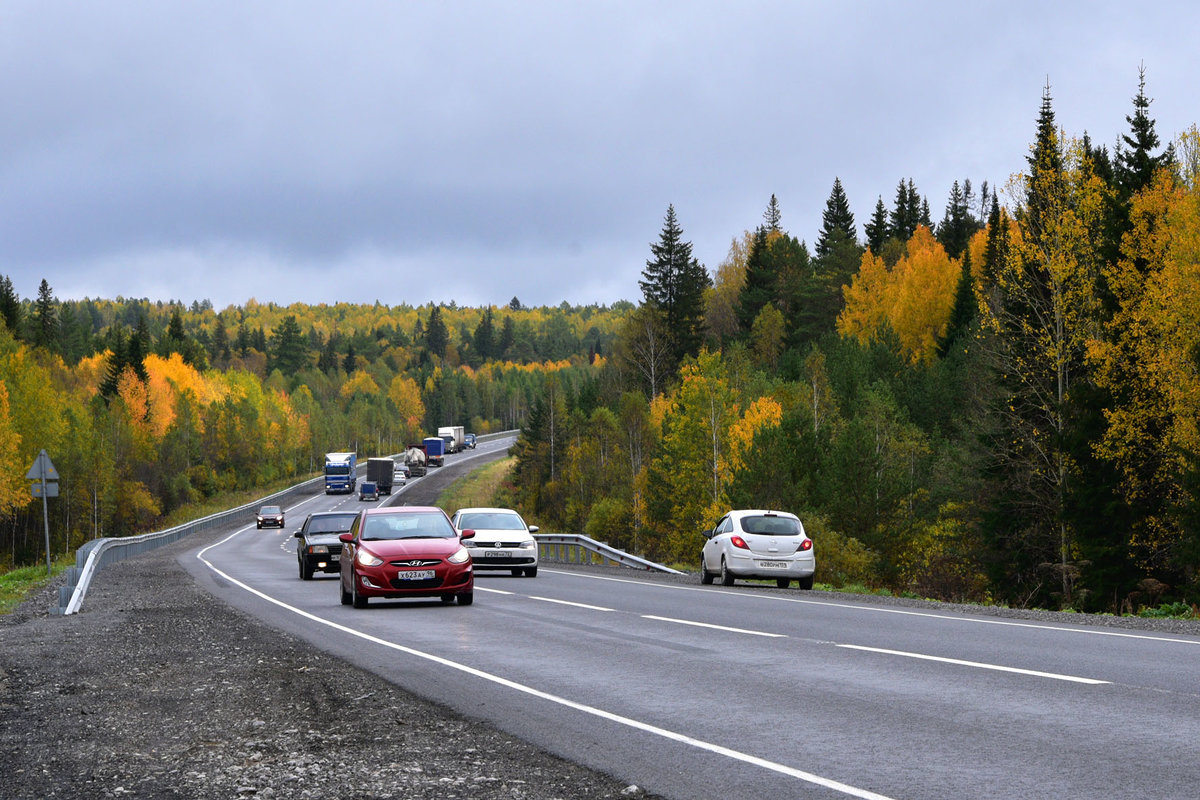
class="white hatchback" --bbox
[451,507,540,577]
[700,509,815,589]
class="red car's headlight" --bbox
[446,546,470,564]
[356,549,384,567]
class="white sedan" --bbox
[700,509,815,589]
[450,507,539,577]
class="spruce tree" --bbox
[736,227,775,334]
[268,315,308,374]
[32,279,59,351]
[0,275,20,332]
[638,204,711,365]
[1114,66,1172,203]
[936,248,977,357]
[815,178,856,258]
[473,307,496,361]
[864,197,889,254]
[763,194,782,232]
[424,306,449,361]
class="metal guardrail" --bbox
[56,475,326,615]
[535,533,683,574]
[54,431,522,615]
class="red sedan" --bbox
[339,506,474,607]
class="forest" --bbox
[3,74,1198,614]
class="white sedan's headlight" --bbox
[446,546,471,564]
[517,540,536,550]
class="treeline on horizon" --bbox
[4,73,1199,614]
[0,291,622,568]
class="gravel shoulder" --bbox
[0,529,655,800]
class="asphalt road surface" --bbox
[182,439,1200,800]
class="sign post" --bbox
[26,450,58,575]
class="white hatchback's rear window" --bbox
[741,516,801,535]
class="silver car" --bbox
[700,509,814,589]
[450,507,539,577]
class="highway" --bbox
[180,438,1200,799]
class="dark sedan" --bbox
[256,505,285,529]
[294,511,359,580]
[338,506,475,607]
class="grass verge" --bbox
[0,558,72,615]
[436,457,515,514]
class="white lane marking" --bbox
[641,615,786,638]
[835,644,1110,684]
[195,537,894,800]
[530,595,614,612]
[476,587,514,595]
[544,569,1200,646]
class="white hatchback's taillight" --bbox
[730,535,749,550]
[797,538,813,552]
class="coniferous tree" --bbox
[864,197,889,253]
[473,308,496,362]
[342,343,357,373]
[128,316,151,383]
[31,279,59,351]
[815,178,856,259]
[0,275,20,333]
[99,327,128,398]
[638,204,711,366]
[936,248,977,357]
[211,317,231,362]
[763,194,782,232]
[1114,66,1173,205]
[268,315,309,374]
[736,227,774,333]
[424,306,449,361]
[937,180,977,259]
[889,179,922,242]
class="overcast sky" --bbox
[3,1,1198,311]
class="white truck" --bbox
[437,425,465,454]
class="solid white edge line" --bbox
[836,644,1111,685]
[641,614,787,638]
[196,533,895,800]
[544,569,1200,646]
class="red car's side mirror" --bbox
[338,533,354,543]
[460,529,476,539]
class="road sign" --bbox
[26,449,59,481]
[32,481,59,498]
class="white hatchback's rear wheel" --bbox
[720,558,735,586]
[700,558,714,585]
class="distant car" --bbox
[464,433,477,449]
[393,465,407,485]
[359,481,378,501]
[450,507,539,577]
[699,509,814,589]
[294,511,359,580]
[256,505,285,529]
[338,506,475,607]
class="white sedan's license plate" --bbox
[758,560,787,569]
[396,570,435,580]
[483,550,508,557]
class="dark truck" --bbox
[366,457,395,495]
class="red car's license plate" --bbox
[396,570,435,580]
